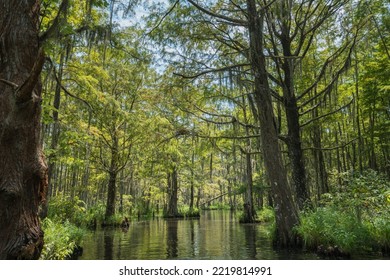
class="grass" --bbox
[297,207,369,253]
[296,206,389,256]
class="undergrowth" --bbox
[296,170,390,256]
[40,218,85,260]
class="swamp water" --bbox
[78,210,320,260]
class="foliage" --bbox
[297,207,372,253]
[47,194,86,225]
[256,207,275,223]
[179,206,200,218]
[203,203,232,211]
[83,202,106,227]
[326,169,390,221]
[367,215,390,253]
[236,206,275,224]
[297,170,390,254]
[40,218,85,260]
[102,212,125,227]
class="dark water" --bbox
[78,211,321,260]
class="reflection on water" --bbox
[103,233,113,260]
[78,210,317,260]
[166,219,178,258]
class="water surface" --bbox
[78,210,318,260]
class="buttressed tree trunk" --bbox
[0,0,48,259]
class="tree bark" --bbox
[105,171,118,219]
[242,150,256,223]
[246,0,299,247]
[241,96,256,223]
[189,150,195,211]
[105,134,119,220]
[312,110,329,199]
[0,0,48,259]
[276,2,310,210]
[353,55,364,173]
[284,95,310,209]
[166,166,179,217]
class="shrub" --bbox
[257,207,275,223]
[40,218,85,260]
[203,203,231,210]
[83,202,106,227]
[179,206,200,218]
[47,193,86,225]
[326,169,389,221]
[101,213,124,227]
[297,207,372,253]
[367,215,390,253]
[297,170,390,255]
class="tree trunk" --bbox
[189,150,195,211]
[105,171,118,220]
[166,167,179,217]
[279,21,310,209]
[312,115,329,199]
[284,96,310,209]
[42,49,65,219]
[242,150,256,223]
[246,0,299,247]
[241,96,256,223]
[226,164,234,210]
[105,134,119,220]
[0,0,48,259]
[354,54,364,173]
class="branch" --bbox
[196,133,261,140]
[174,63,250,79]
[188,0,247,26]
[298,35,357,107]
[116,144,133,173]
[147,0,179,35]
[15,47,46,104]
[46,57,93,112]
[237,144,262,155]
[296,30,356,103]
[301,99,353,128]
[304,137,358,151]
[0,79,18,89]
[178,100,260,130]
[39,0,69,42]
[297,40,356,108]
[299,102,321,116]
[278,134,289,143]
[370,11,390,60]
